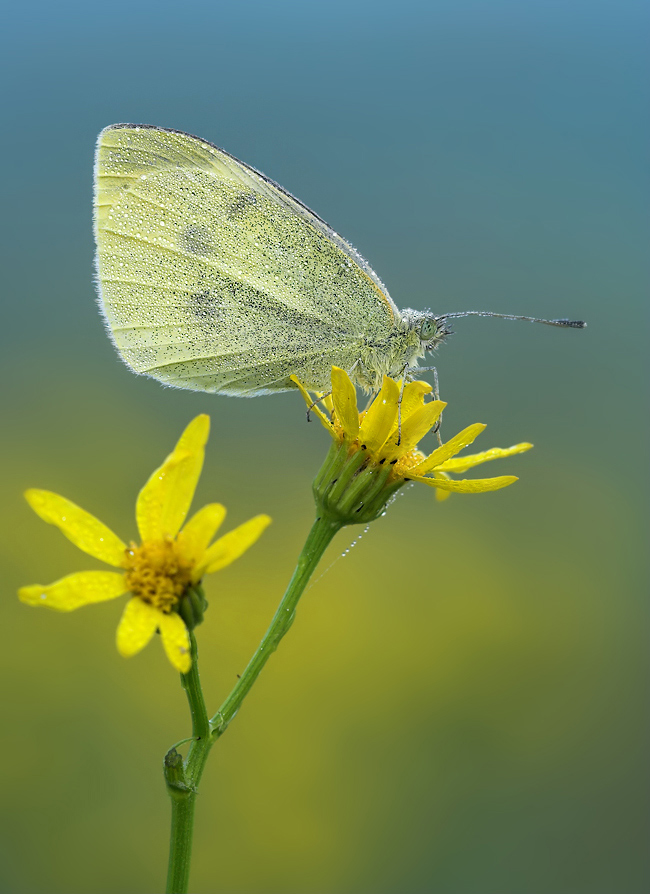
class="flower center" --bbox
[123,539,193,613]
[333,410,424,481]
[393,448,426,478]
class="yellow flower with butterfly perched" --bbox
[292,367,532,523]
[19,416,270,673]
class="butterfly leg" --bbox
[396,364,410,446]
[306,392,332,423]
[412,364,441,399]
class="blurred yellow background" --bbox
[0,2,646,892]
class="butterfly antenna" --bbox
[440,311,587,329]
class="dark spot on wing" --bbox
[181,225,214,255]
[227,192,257,219]
[188,290,221,321]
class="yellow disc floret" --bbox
[393,448,427,480]
[123,539,193,613]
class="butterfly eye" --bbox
[419,319,437,341]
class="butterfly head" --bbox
[402,310,453,353]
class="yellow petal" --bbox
[411,474,519,493]
[382,400,446,461]
[358,376,400,453]
[177,503,227,566]
[330,367,360,440]
[411,423,487,475]
[19,570,126,611]
[196,514,271,578]
[159,612,192,673]
[432,471,452,502]
[438,442,533,473]
[136,415,210,542]
[174,414,210,455]
[399,381,433,422]
[116,597,159,658]
[24,490,127,566]
[290,375,334,434]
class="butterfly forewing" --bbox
[94,125,397,394]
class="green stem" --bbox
[165,633,213,894]
[210,513,342,737]
[165,791,195,894]
[164,514,341,893]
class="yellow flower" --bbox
[292,367,532,499]
[19,416,271,673]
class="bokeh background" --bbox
[1,1,647,892]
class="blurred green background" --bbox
[1,1,647,892]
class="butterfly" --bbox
[94,124,585,398]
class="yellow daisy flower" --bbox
[292,367,532,512]
[19,416,271,673]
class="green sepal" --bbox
[176,584,208,631]
[313,442,406,525]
